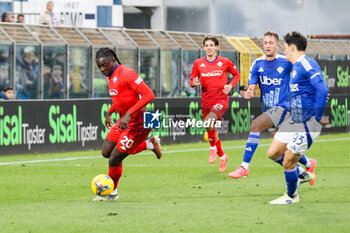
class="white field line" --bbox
[0,137,349,166]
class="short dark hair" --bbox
[239,85,247,91]
[3,86,13,92]
[264,30,279,41]
[203,37,219,46]
[283,31,307,51]
[17,14,24,18]
[95,47,121,64]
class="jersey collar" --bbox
[108,64,119,80]
[296,54,306,63]
[205,55,218,63]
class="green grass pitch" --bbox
[0,133,349,233]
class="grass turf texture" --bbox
[0,133,349,233]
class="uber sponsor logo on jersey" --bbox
[259,76,282,85]
[109,89,118,96]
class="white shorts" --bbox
[265,106,290,130]
[274,116,323,155]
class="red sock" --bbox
[216,138,224,157]
[207,129,216,147]
[108,164,123,189]
[129,141,147,155]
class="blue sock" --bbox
[274,153,285,165]
[242,132,260,163]
[276,155,307,180]
[284,167,299,198]
[298,155,309,167]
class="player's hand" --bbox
[318,117,329,126]
[223,84,233,94]
[192,77,200,86]
[244,90,254,99]
[119,111,132,129]
[105,112,114,129]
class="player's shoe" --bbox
[208,148,217,164]
[269,193,299,205]
[228,166,250,179]
[149,136,162,159]
[306,158,317,185]
[298,171,315,186]
[219,154,228,172]
[93,189,119,201]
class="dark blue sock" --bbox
[274,153,285,165]
[298,155,308,166]
[284,167,299,198]
[243,132,260,163]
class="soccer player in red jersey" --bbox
[190,37,241,172]
[94,47,162,201]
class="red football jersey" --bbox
[190,56,239,108]
[108,65,155,126]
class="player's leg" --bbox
[267,138,312,184]
[205,102,229,171]
[93,124,121,201]
[269,118,322,204]
[101,123,120,158]
[104,147,128,200]
[299,117,323,185]
[107,128,161,197]
[204,111,219,164]
[228,113,273,178]
[128,136,162,159]
[269,149,301,204]
[101,138,117,158]
[243,113,273,165]
[267,138,286,163]
[298,155,317,184]
[93,142,127,201]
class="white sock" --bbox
[220,154,226,160]
[210,145,217,150]
[241,162,249,169]
[297,165,306,175]
[146,140,154,150]
[305,160,311,169]
[111,189,118,195]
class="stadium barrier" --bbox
[0,95,348,155]
[317,59,350,94]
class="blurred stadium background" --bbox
[0,0,349,155]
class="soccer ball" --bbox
[203,132,209,142]
[91,174,114,196]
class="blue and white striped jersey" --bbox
[249,54,292,112]
[290,55,328,123]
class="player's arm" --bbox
[105,103,117,129]
[308,69,329,123]
[189,62,200,87]
[244,59,259,99]
[119,76,155,129]
[244,84,256,99]
[223,61,240,94]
